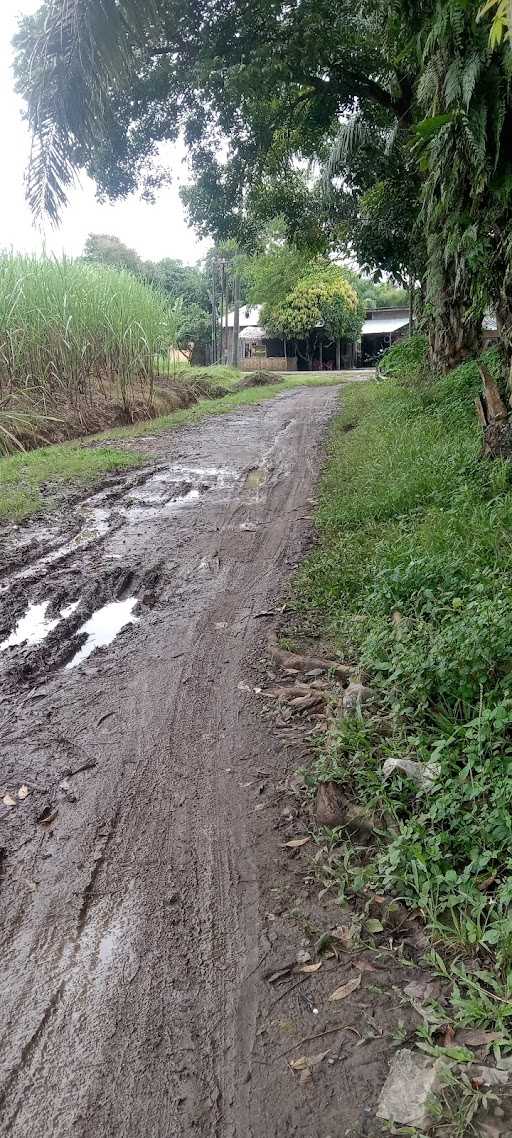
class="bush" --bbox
[379,333,428,384]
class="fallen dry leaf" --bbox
[328,973,361,1002]
[289,1049,330,1071]
[297,962,322,974]
[285,837,310,849]
[2,794,16,807]
[267,964,294,984]
[455,1029,504,1047]
[17,785,29,801]
[331,926,354,947]
[353,959,378,974]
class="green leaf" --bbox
[415,114,455,139]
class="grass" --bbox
[0,444,143,523]
[0,368,352,524]
[174,363,244,387]
[295,344,512,1020]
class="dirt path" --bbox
[0,387,414,1138]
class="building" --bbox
[225,304,411,371]
[359,308,410,365]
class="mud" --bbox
[0,388,417,1138]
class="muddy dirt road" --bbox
[0,387,402,1138]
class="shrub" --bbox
[379,333,428,384]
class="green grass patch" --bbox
[0,443,143,523]
[379,332,428,383]
[297,348,512,989]
[178,363,244,387]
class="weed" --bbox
[297,350,512,998]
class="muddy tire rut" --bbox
[0,388,411,1138]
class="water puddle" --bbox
[120,464,234,523]
[0,599,80,651]
[66,597,139,669]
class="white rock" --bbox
[382,757,440,793]
[342,681,371,713]
[376,1049,447,1130]
[470,1066,510,1087]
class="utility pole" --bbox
[211,268,217,365]
[220,258,227,364]
[232,273,240,368]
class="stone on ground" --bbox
[376,1048,447,1130]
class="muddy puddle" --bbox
[0,463,236,679]
[66,598,139,669]
[121,463,236,522]
[0,599,80,650]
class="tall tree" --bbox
[83,233,143,275]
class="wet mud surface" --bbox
[0,389,420,1137]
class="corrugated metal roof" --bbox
[361,317,409,335]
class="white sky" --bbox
[0,0,209,264]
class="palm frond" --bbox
[14,0,159,224]
[444,58,462,106]
[321,116,373,191]
[462,54,483,108]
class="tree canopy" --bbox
[263,266,364,345]
[13,0,512,372]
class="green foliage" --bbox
[478,0,512,47]
[0,253,175,402]
[82,237,212,345]
[143,257,210,311]
[264,266,364,342]
[83,233,143,275]
[298,350,512,972]
[0,253,199,449]
[371,283,409,308]
[379,334,429,383]
[243,246,311,309]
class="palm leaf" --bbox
[14,0,160,224]
[321,115,373,190]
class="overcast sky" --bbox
[0,0,209,265]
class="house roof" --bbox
[240,325,265,341]
[227,304,262,328]
[361,317,409,336]
[228,304,411,337]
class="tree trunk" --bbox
[495,287,512,394]
[335,338,341,370]
[408,275,414,337]
[232,273,240,368]
[225,275,230,364]
[428,297,482,374]
[318,339,323,370]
